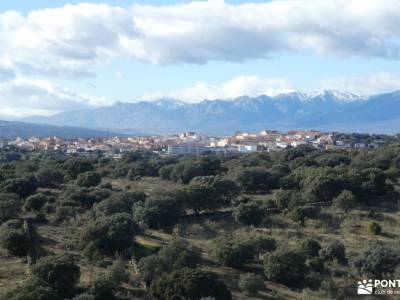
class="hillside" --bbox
[0,120,120,138]
[24,90,400,135]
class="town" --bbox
[0,129,391,157]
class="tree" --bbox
[89,275,117,300]
[353,246,400,277]
[263,250,308,286]
[233,201,265,226]
[183,182,220,215]
[0,219,31,256]
[290,207,307,226]
[132,195,184,229]
[5,279,62,300]
[32,255,80,297]
[35,168,65,188]
[151,268,231,300]
[0,176,38,198]
[369,222,382,235]
[80,213,139,257]
[24,193,47,213]
[63,159,93,180]
[76,172,102,187]
[320,241,347,264]
[301,239,321,257]
[238,273,264,295]
[332,190,358,212]
[0,193,21,222]
[234,167,278,193]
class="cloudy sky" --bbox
[0,0,400,117]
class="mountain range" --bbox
[23,90,400,135]
[0,120,119,139]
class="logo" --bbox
[358,279,373,295]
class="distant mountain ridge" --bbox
[24,90,400,135]
[0,120,120,138]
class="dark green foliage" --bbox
[238,273,264,295]
[307,257,324,273]
[95,191,146,216]
[0,219,31,256]
[353,246,400,277]
[63,159,94,180]
[0,193,21,222]
[60,186,111,209]
[332,190,358,212]
[151,268,231,300]
[132,195,184,229]
[0,176,38,198]
[183,182,221,215]
[76,171,102,187]
[290,207,307,226]
[35,168,65,188]
[233,201,265,225]
[80,213,139,257]
[263,250,308,286]
[301,239,321,257]
[320,241,347,264]
[234,167,278,193]
[32,255,80,297]
[273,189,301,211]
[89,275,117,300]
[212,235,276,268]
[138,240,200,284]
[24,193,47,212]
[73,293,95,300]
[5,279,62,300]
[369,222,382,235]
[108,260,130,284]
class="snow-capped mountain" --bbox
[23,90,400,134]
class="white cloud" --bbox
[0,0,399,77]
[320,73,400,95]
[140,75,294,102]
[0,78,109,117]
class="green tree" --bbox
[353,246,400,277]
[233,201,265,226]
[76,171,102,187]
[0,193,21,222]
[5,279,62,300]
[151,268,231,300]
[369,222,382,235]
[32,255,80,297]
[24,193,47,213]
[332,190,358,212]
[0,219,31,256]
[263,250,308,286]
[238,273,264,295]
[0,176,38,198]
[301,239,321,257]
[320,241,347,264]
[290,207,307,226]
[35,168,65,188]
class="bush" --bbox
[233,201,265,226]
[132,195,184,229]
[89,275,117,300]
[290,207,307,226]
[332,190,358,212]
[0,193,21,222]
[238,273,264,295]
[301,239,321,257]
[353,246,400,277]
[0,176,38,198]
[307,257,324,273]
[5,279,62,300]
[24,193,47,212]
[35,168,65,188]
[369,222,382,235]
[108,259,130,284]
[32,255,80,297]
[76,172,102,187]
[320,241,347,264]
[263,250,308,286]
[73,293,95,300]
[151,268,231,300]
[80,213,139,257]
[0,219,31,256]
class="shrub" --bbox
[263,250,308,286]
[73,293,95,300]
[89,275,117,300]
[301,239,321,257]
[151,268,231,300]
[35,168,65,188]
[290,207,307,226]
[0,193,21,222]
[0,176,38,198]
[320,241,347,264]
[332,190,358,212]
[353,246,400,277]
[76,172,102,187]
[24,193,47,212]
[233,201,265,226]
[369,222,382,235]
[32,255,80,297]
[238,273,264,295]
[108,259,130,284]
[5,279,62,300]
[307,257,325,273]
[0,219,31,256]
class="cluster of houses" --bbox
[0,129,384,157]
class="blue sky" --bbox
[0,0,399,116]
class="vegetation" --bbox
[0,143,400,299]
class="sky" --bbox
[0,0,400,117]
